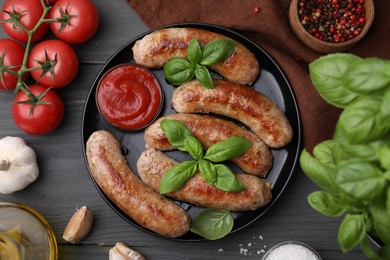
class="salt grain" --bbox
[263,243,320,260]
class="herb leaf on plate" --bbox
[190,209,234,240]
[163,37,236,88]
[159,160,198,194]
[159,119,248,194]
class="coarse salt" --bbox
[263,243,320,260]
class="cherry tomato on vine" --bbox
[27,39,78,88]
[0,39,27,90]
[0,0,49,42]
[49,0,99,44]
[12,85,64,135]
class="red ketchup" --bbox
[96,64,163,130]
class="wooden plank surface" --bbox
[0,0,368,259]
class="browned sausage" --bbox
[136,148,272,211]
[86,130,190,238]
[171,79,293,148]
[145,113,272,177]
[132,27,260,85]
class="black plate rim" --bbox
[81,22,302,242]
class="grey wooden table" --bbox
[0,0,369,259]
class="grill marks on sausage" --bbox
[145,113,273,176]
[132,27,260,84]
[172,79,293,148]
[137,148,272,211]
[86,130,191,238]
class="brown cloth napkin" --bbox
[127,0,390,152]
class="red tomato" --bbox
[12,85,64,135]
[0,0,49,42]
[49,0,99,44]
[27,39,78,88]
[0,39,26,90]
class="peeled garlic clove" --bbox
[109,242,145,260]
[63,206,93,243]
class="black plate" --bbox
[81,23,302,241]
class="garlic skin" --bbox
[63,206,93,243]
[0,136,39,194]
[109,242,146,260]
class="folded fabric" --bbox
[127,0,390,152]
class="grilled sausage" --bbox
[172,79,293,148]
[132,27,260,85]
[86,130,190,238]
[137,148,272,211]
[145,113,272,177]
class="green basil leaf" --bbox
[387,188,390,218]
[160,119,194,152]
[190,209,233,240]
[378,245,390,260]
[312,140,337,168]
[183,136,204,160]
[300,149,337,192]
[380,90,390,127]
[338,141,381,162]
[338,214,366,252]
[200,38,237,66]
[359,237,381,260]
[187,38,203,64]
[308,191,345,217]
[195,64,214,89]
[198,159,216,184]
[163,58,194,85]
[369,199,390,245]
[339,191,366,213]
[309,53,362,108]
[384,171,390,181]
[159,160,198,194]
[204,136,252,162]
[336,95,390,144]
[336,160,386,200]
[312,140,348,168]
[343,58,390,95]
[214,164,245,192]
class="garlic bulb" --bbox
[109,242,146,260]
[0,136,39,194]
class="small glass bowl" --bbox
[0,202,58,260]
[262,241,322,260]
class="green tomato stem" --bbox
[15,1,52,99]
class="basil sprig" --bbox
[163,38,237,88]
[159,119,251,194]
[301,53,390,259]
[190,209,234,240]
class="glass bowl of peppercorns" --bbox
[289,0,374,53]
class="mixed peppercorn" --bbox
[298,0,366,43]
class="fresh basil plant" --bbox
[163,37,237,88]
[301,53,390,259]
